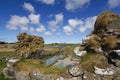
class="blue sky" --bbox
[0,0,120,43]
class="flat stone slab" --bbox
[94,66,114,76]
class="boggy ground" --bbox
[0,44,108,80]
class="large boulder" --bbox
[15,32,44,58]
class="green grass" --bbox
[80,52,95,63]
[0,51,14,80]
[0,73,11,80]
[0,61,7,73]
[0,51,14,57]
[16,59,67,76]
[0,61,11,80]
[44,43,80,47]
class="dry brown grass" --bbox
[44,48,60,55]
[0,44,14,52]
[87,39,100,48]
[94,11,120,35]
[79,53,108,73]
[103,35,117,49]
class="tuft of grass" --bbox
[103,35,117,49]
[79,53,108,73]
[93,11,120,35]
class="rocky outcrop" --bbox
[82,11,120,67]
[79,11,120,79]
[15,32,44,58]
[94,11,120,68]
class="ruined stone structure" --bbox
[15,32,44,58]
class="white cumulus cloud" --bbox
[108,0,120,9]
[45,31,52,36]
[63,25,72,36]
[68,19,83,28]
[6,15,29,31]
[78,16,97,33]
[23,3,35,13]
[38,0,54,5]
[48,20,57,31]
[28,13,40,25]
[55,13,64,23]
[65,0,90,11]
[36,25,46,32]
[63,16,97,35]
[48,13,64,31]
[29,27,35,33]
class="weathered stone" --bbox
[111,59,120,67]
[113,50,120,57]
[102,76,113,80]
[68,65,83,77]
[74,47,87,57]
[0,56,7,61]
[94,66,114,76]
[83,71,101,80]
[29,71,52,80]
[3,68,15,79]
[15,72,30,80]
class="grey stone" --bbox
[15,72,30,80]
[29,71,52,80]
[94,66,114,76]
[83,71,101,80]
[111,59,120,68]
[3,68,15,79]
[68,65,83,77]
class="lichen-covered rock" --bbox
[29,71,53,80]
[15,32,44,58]
[68,65,83,77]
[94,66,114,76]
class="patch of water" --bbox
[45,55,64,66]
[56,62,68,67]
